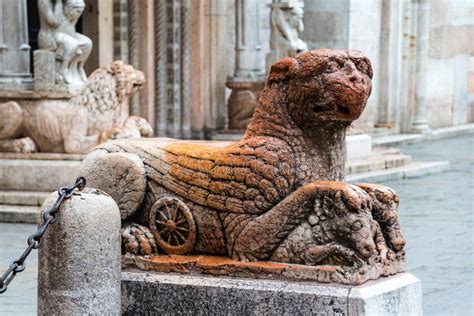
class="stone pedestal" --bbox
[226,79,265,130]
[33,50,68,92]
[122,271,422,315]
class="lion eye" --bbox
[351,220,363,231]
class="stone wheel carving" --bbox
[149,196,196,255]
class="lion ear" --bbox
[108,60,124,74]
[267,57,298,84]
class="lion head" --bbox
[107,60,146,103]
[75,61,145,117]
[266,49,373,129]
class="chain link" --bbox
[0,176,86,294]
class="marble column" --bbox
[113,0,129,63]
[128,0,140,116]
[0,0,32,90]
[376,0,403,130]
[412,0,430,133]
[226,0,265,131]
[153,0,192,139]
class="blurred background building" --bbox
[4,0,474,139]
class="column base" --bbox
[411,120,431,134]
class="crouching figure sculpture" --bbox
[81,49,405,284]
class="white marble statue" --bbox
[266,1,308,73]
[37,0,92,87]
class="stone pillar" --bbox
[226,0,265,131]
[153,0,193,139]
[0,0,32,90]
[398,0,417,133]
[412,0,430,133]
[128,0,141,116]
[376,0,403,130]
[83,0,114,74]
[138,0,156,129]
[37,188,121,315]
[113,0,129,62]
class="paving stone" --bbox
[0,135,472,315]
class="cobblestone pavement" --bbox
[384,135,474,316]
[0,223,37,315]
[0,135,472,315]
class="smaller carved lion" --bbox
[0,61,153,154]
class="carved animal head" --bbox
[312,184,376,259]
[357,183,405,252]
[76,61,145,120]
[267,49,373,128]
[108,60,146,103]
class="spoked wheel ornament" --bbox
[149,196,196,255]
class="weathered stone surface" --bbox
[123,253,403,285]
[81,151,146,220]
[37,0,92,90]
[0,61,153,153]
[121,271,422,315]
[37,188,121,315]
[82,49,405,285]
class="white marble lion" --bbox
[0,61,153,154]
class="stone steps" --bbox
[0,158,81,191]
[345,154,412,175]
[0,204,39,223]
[0,190,51,206]
[347,160,450,183]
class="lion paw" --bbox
[124,116,154,137]
[122,224,157,256]
[12,137,37,153]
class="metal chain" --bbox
[0,176,86,294]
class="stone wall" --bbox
[426,0,474,128]
[44,0,474,137]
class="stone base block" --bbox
[123,254,404,286]
[121,271,422,315]
[0,155,82,191]
[346,133,372,160]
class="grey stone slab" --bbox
[121,271,421,315]
[0,159,81,191]
[346,161,450,183]
[348,273,422,315]
[0,204,39,223]
[122,270,349,315]
[0,190,50,206]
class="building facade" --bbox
[3,0,474,139]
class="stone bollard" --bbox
[37,188,121,315]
